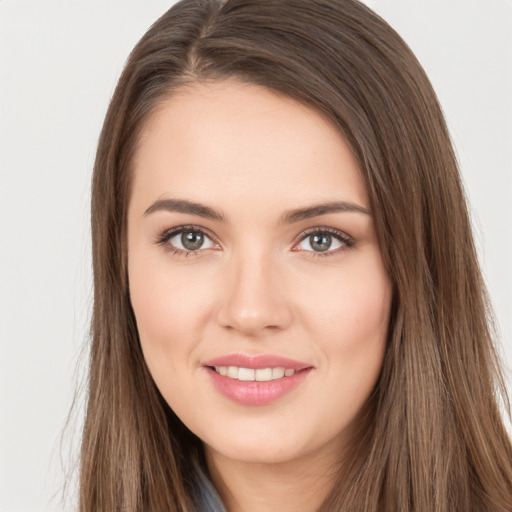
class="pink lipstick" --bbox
[203,354,313,406]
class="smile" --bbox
[203,354,313,406]
[212,366,296,381]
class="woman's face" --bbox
[127,80,392,468]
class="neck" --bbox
[205,446,341,512]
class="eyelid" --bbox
[155,224,221,253]
[155,224,354,256]
[292,226,354,255]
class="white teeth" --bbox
[214,365,296,381]
[238,368,255,381]
[255,368,272,381]
[272,367,285,379]
[227,366,238,378]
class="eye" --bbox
[157,226,219,254]
[294,228,353,255]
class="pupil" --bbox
[181,231,204,250]
[310,233,331,252]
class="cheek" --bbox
[297,252,391,404]
[130,273,196,342]
[127,252,215,379]
[298,252,391,346]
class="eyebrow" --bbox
[143,198,370,223]
[144,198,226,221]
[280,201,371,224]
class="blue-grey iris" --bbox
[182,231,204,250]
[310,233,331,252]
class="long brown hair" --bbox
[82,0,512,510]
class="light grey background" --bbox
[0,1,510,511]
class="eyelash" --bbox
[155,225,219,257]
[293,227,355,257]
[155,225,355,257]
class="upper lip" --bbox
[203,354,312,370]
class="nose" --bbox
[216,251,293,336]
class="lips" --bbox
[203,354,313,406]
[203,354,311,370]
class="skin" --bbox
[127,79,392,512]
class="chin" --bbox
[199,417,333,466]
[208,438,307,465]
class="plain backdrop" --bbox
[0,1,511,511]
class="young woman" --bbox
[81,0,512,510]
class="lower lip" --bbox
[205,367,312,406]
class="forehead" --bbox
[130,79,367,215]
